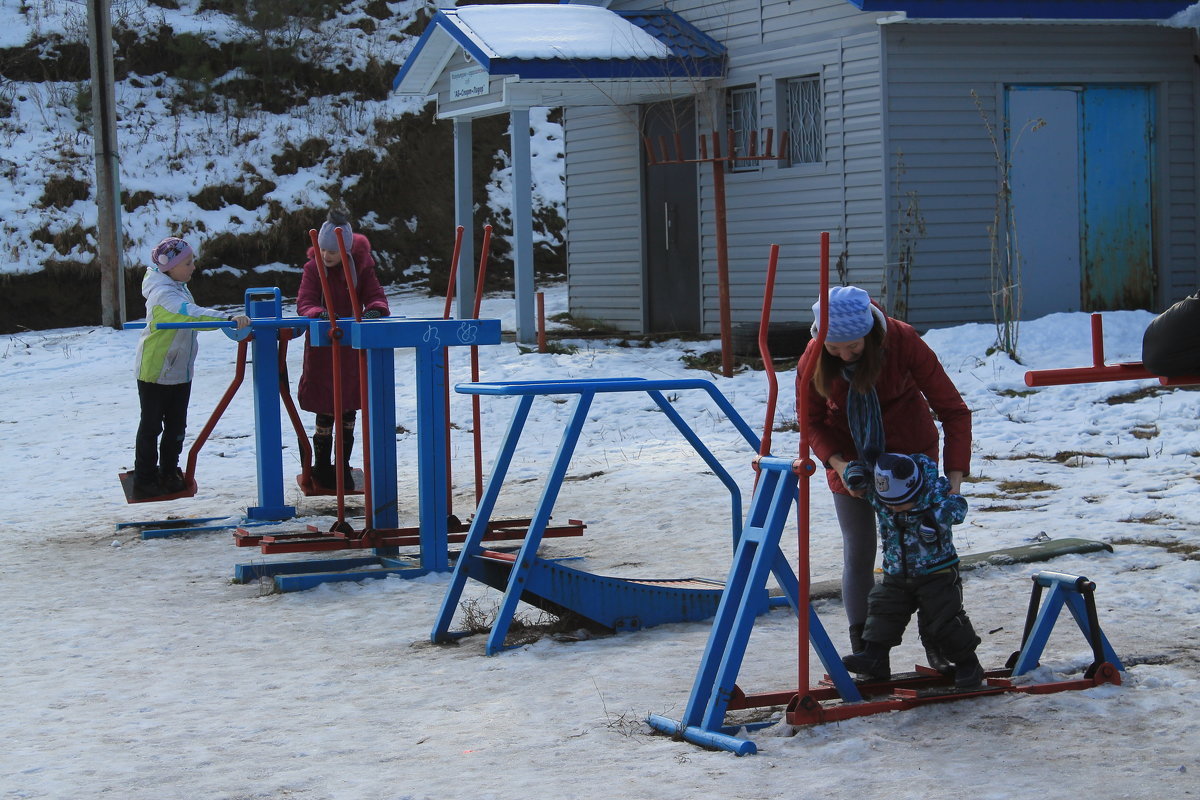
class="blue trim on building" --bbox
[845,1,1193,19]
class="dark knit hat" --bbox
[150,237,193,273]
[873,452,924,505]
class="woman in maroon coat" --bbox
[796,285,971,667]
[295,209,390,489]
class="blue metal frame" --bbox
[429,377,798,656]
[125,301,502,565]
[120,288,306,535]
[244,289,298,521]
[231,317,502,588]
[646,456,860,756]
[1009,570,1123,676]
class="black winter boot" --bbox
[132,472,163,500]
[923,642,955,677]
[312,433,335,489]
[340,432,356,490]
[842,641,891,681]
[848,623,866,655]
[953,654,985,690]
[159,465,187,494]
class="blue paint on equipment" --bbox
[431,377,801,656]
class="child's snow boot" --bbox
[952,654,984,690]
[132,472,163,500]
[842,641,891,681]
[848,623,866,655]
[159,465,187,494]
[312,433,335,489]
[923,642,955,677]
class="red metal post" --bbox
[757,244,781,460]
[537,291,546,353]
[471,225,493,504]
[309,228,349,531]
[1023,311,1200,387]
[183,338,248,484]
[797,231,830,698]
[442,225,465,515]
[710,131,734,378]
[334,227,374,530]
[276,331,313,483]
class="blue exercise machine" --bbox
[430,376,799,655]
[229,311,505,590]
[646,459,1124,755]
[119,288,311,534]
[648,233,1124,755]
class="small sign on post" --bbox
[450,66,489,101]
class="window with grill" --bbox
[726,85,758,172]
[784,75,823,165]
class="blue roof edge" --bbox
[392,11,494,93]
[393,6,726,92]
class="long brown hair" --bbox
[811,320,886,398]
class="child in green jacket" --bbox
[132,237,248,498]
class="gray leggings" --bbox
[832,492,879,627]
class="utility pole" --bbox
[87,0,125,329]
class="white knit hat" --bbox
[873,452,924,505]
[811,285,875,342]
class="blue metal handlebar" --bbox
[123,318,308,331]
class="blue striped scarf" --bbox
[843,363,884,467]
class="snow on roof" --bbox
[1167,2,1200,26]
[452,4,671,60]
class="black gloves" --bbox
[363,309,383,319]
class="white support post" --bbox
[453,117,476,319]
[510,107,535,344]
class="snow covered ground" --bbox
[1,284,1197,799]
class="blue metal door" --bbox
[1008,84,1155,317]
[1080,86,1155,310]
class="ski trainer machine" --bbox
[647,233,1125,755]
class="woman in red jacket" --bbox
[796,285,971,665]
[295,208,391,490]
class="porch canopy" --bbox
[392,3,725,342]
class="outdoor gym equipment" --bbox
[229,301,503,588]
[430,376,799,655]
[1024,311,1200,388]
[118,287,313,535]
[230,226,583,591]
[646,232,1125,755]
[429,242,807,654]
